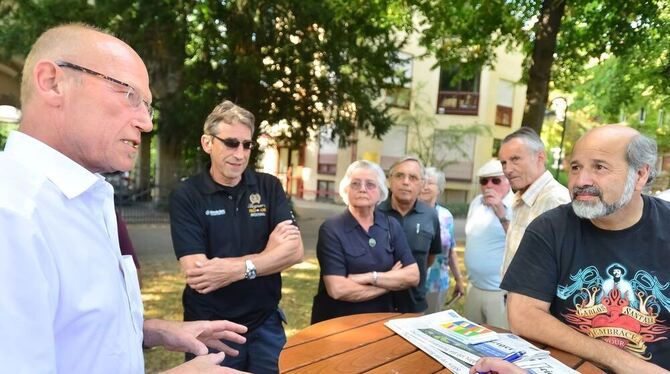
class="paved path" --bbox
[128,199,466,263]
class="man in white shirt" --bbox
[463,159,513,328]
[0,24,247,374]
[498,127,570,277]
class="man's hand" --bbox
[469,357,527,374]
[144,319,247,357]
[266,220,301,252]
[483,187,506,213]
[161,352,249,374]
[186,258,245,294]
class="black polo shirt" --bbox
[170,168,294,330]
[378,196,441,312]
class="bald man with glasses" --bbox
[0,24,247,374]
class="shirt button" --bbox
[228,196,233,200]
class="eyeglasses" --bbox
[210,134,254,150]
[479,177,502,186]
[55,61,154,119]
[350,180,378,191]
[392,172,422,182]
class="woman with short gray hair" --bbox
[311,160,419,323]
[419,167,464,313]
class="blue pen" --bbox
[476,351,525,374]
[502,350,525,363]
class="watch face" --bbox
[245,260,257,280]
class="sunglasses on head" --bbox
[479,177,502,185]
[211,134,254,150]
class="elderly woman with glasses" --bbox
[418,167,465,313]
[311,160,419,324]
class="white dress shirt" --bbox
[0,131,144,373]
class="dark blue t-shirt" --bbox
[311,209,416,323]
[170,168,293,331]
[501,195,670,368]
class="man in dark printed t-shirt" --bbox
[502,125,670,372]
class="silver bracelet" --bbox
[372,271,379,286]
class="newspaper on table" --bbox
[385,310,579,374]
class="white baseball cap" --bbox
[477,159,504,178]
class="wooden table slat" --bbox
[284,313,404,349]
[285,335,417,373]
[280,319,398,372]
[364,350,444,374]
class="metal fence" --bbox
[114,187,170,224]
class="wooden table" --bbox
[279,313,605,373]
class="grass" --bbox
[141,249,467,373]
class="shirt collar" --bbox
[378,194,425,215]
[342,208,390,232]
[4,131,103,199]
[517,170,554,207]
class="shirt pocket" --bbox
[408,228,434,254]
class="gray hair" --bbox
[339,160,389,205]
[626,134,657,187]
[388,156,425,180]
[502,127,545,155]
[203,100,255,135]
[424,167,446,191]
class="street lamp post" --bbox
[550,96,568,179]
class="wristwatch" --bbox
[244,260,257,280]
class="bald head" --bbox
[21,24,147,107]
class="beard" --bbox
[571,168,636,219]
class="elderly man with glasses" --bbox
[169,100,304,373]
[462,159,514,329]
[378,156,442,313]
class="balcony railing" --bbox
[436,91,479,115]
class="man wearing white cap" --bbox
[463,159,513,328]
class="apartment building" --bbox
[262,36,527,204]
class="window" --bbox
[495,80,514,127]
[380,125,408,170]
[385,52,413,109]
[318,127,338,175]
[436,66,480,115]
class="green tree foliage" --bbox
[415,0,669,135]
[1,0,413,158]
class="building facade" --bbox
[263,37,527,204]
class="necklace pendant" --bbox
[368,238,376,248]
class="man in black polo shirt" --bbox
[378,156,441,313]
[170,100,304,373]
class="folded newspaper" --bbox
[385,310,578,374]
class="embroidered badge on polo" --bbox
[248,193,267,217]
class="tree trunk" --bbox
[135,131,152,200]
[156,134,182,203]
[522,0,566,135]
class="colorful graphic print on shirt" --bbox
[556,263,670,361]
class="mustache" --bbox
[572,185,601,196]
